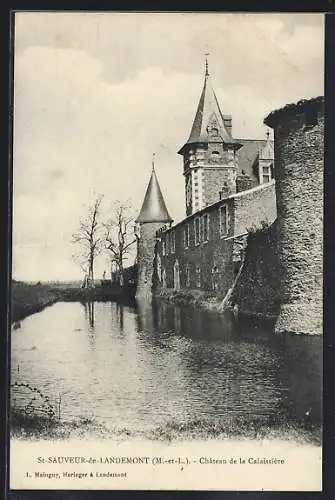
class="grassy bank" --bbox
[11,280,136,324]
[155,288,225,312]
[154,288,277,329]
[11,281,61,324]
[10,410,321,445]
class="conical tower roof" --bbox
[136,167,173,224]
[178,66,239,154]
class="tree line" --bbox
[71,194,138,287]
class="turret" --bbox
[178,58,242,215]
[264,96,324,335]
[135,158,173,300]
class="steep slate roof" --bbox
[235,138,274,183]
[178,73,240,153]
[136,168,173,224]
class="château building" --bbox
[135,63,277,301]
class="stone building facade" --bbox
[264,97,324,335]
[154,181,276,298]
[135,60,324,336]
[135,63,276,304]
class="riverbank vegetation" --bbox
[10,410,321,446]
[11,279,136,324]
[11,281,61,324]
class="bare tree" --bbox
[104,201,137,286]
[71,194,104,287]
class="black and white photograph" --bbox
[9,11,323,491]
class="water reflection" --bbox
[117,303,124,332]
[11,298,322,434]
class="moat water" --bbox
[11,300,322,439]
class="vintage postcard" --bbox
[9,11,323,492]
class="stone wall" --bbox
[233,180,277,236]
[264,97,324,335]
[229,222,281,319]
[203,166,237,206]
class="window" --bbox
[203,213,210,242]
[262,166,271,183]
[211,151,220,162]
[211,266,219,291]
[196,266,201,288]
[162,238,166,256]
[227,149,234,162]
[194,217,201,245]
[173,260,180,290]
[219,205,229,237]
[165,233,169,254]
[184,224,190,248]
[156,254,162,281]
[185,264,190,287]
[162,268,166,288]
[170,231,175,253]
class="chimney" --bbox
[223,115,232,136]
[236,171,254,193]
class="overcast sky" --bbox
[12,12,324,281]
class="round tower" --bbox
[264,96,324,335]
[135,164,173,300]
